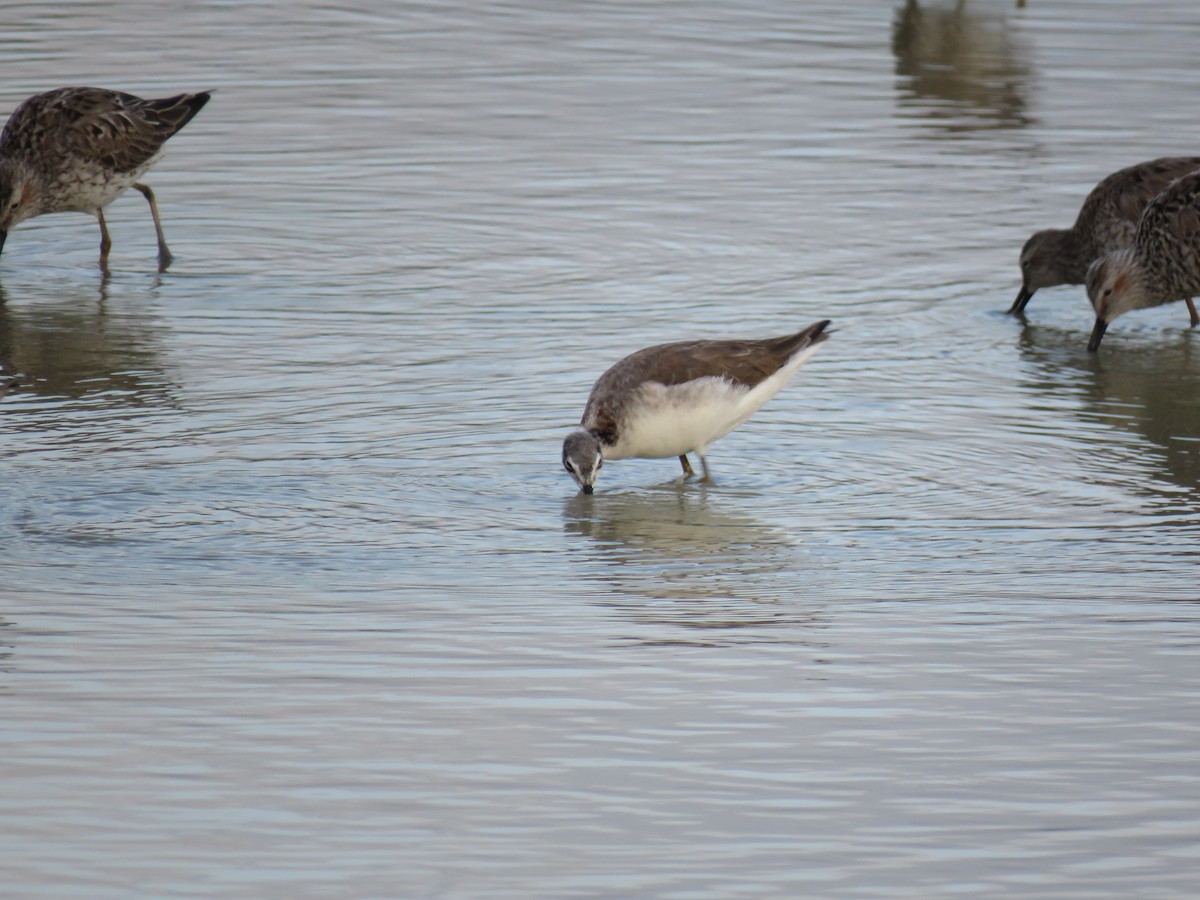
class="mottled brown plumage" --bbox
[0,87,211,268]
[1086,170,1200,350]
[1013,156,1200,323]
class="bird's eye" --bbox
[564,462,573,473]
[1103,288,1113,297]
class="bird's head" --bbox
[1085,249,1147,351]
[0,160,36,244]
[562,430,603,495]
[1011,229,1075,313]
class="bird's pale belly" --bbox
[47,157,157,213]
[606,380,751,460]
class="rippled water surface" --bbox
[4,1,1200,896]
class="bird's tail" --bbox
[775,319,832,357]
[144,91,213,134]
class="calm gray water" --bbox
[3,1,1200,896]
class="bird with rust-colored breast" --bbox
[0,87,211,269]
[563,320,830,494]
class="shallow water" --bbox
[3,1,1200,896]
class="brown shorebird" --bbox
[0,87,211,269]
[1086,170,1200,351]
[562,320,830,494]
[1012,156,1200,327]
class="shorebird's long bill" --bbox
[1087,317,1108,352]
[1009,285,1033,314]
[581,484,594,495]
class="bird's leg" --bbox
[678,454,695,479]
[698,455,712,483]
[96,208,112,267]
[134,183,173,270]
[1187,297,1199,328]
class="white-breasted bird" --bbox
[562,320,830,494]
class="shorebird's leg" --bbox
[678,454,695,479]
[96,208,112,267]
[134,183,173,269]
[1187,297,1199,328]
[698,455,712,483]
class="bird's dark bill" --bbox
[1087,318,1108,352]
[1009,285,1032,314]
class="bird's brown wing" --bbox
[3,87,209,173]
[594,321,829,395]
[581,321,829,440]
[1140,171,1200,249]
[1078,157,1200,248]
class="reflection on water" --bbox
[1016,320,1200,493]
[563,487,828,646]
[562,485,794,582]
[0,278,175,408]
[892,0,1033,132]
[5,1,1200,896]
[0,616,12,677]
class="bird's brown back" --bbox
[1,87,211,174]
[1077,156,1200,254]
[581,321,829,442]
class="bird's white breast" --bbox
[608,376,750,460]
[604,341,821,461]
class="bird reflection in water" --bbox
[1016,320,1200,495]
[891,0,1033,133]
[563,487,830,648]
[0,277,175,407]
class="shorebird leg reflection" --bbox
[134,183,173,269]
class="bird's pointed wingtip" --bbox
[806,319,834,342]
